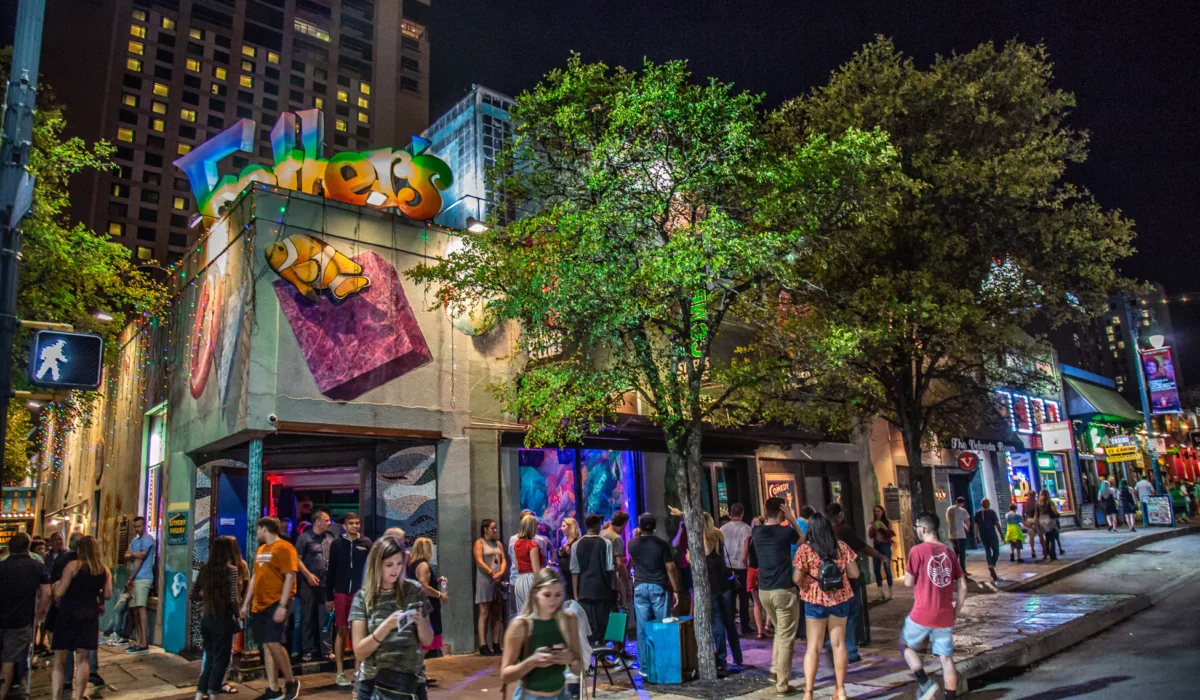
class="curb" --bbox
[884,594,1153,699]
[998,525,1200,593]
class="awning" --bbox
[1063,377,1143,423]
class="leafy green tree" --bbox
[410,56,899,679]
[1,51,166,484]
[770,38,1135,515]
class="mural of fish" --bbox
[264,233,370,302]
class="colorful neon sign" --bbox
[174,109,453,222]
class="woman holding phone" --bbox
[500,568,582,700]
[350,535,434,700]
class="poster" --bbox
[762,473,799,513]
[883,487,901,521]
[1141,347,1181,414]
[167,510,189,545]
[1142,495,1176,527]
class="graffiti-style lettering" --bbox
[689,289,708,358]
[174,110,452,224]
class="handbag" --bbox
[371,669,424,700]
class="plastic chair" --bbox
[591,611,635,696]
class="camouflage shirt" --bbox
[348,580,431,681]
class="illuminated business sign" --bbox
[1141,346,1181,414]
[175,109,453,223]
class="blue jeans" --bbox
[633,583,670,668]
[103,596,129,637]
[873,542,893,588]
[981,537,1001,568]
[710,589,743,665]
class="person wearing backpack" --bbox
[792,513,858,700]
[901,512,967,700]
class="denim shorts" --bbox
[900,615,954,657]
[804,599,852,620]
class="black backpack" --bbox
[816,555,844,592]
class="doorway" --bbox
[947,474,977,549]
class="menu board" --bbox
[1079,503,1096,529]
[884,487,902,521]
[1142,495,1176,527]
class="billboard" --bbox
[1141,346,1181,414]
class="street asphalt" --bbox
[968,534,1200,699]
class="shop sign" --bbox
[166,510,189,546]
[175,109,453,224]
[1104,444,1140,462]
[956,452,979,472]
[1142,495,1176,527]
[1040,421,1074,451]
[762,473,799,514]
[883,487,902,521]
[0,523,22,546]
[1150,438,1167,455]
[947,437,1025,453]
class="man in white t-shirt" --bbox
[945,499,971,573]
[719,503,753,634]
[1135,476,1156,503]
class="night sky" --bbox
[430,0,1200,377]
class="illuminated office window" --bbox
[314,97,324,110]
[357,112,368,124]
[177,143,192,155]
[214,67,227,80]
[126,58,143,72]
[187,58,201,72]
[357,96,368,109]
[153,82,169,96]
[241,45,256,58]
[360,82,371,95]
[108,222,125,237]
[122,93,139,107]
[132,9,147,21]
[241,60,253,72]
[173,197,186,210]
[152,101,167,114]
[267,51,279,64]
[129,40,144,55]
[180,108,197,122]
[293,19,331,42]
[189,28,203,40]
[151,119,165,132]
[161,17,176,30]
[239,75,253,88]
[117,128,134,142]
[137,246,153,261]
[335,119,347,132]
[131,24,146,38]
[337,89,348,102]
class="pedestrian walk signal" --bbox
[27,330,104,390]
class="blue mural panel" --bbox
[519,449,577,538]
[581,450,637,528]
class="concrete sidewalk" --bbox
[17,527,1198,700]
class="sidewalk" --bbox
[19,527,1198,700]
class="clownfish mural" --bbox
[264,234,371,302]
[173,109,453,223]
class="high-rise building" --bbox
[422,85,515,230]
[1049,282,1183,406]
[38,0,432,264]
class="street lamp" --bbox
[466,217,489,233]
[1149,334,1166,349]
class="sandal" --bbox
[221,685,238,694]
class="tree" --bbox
[1,51,166,484]
[409,56,899,680]
[769,38,1135,516]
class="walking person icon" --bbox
[36,339,68,381]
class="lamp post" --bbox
[1123,295,1166,493]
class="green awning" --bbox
[1063,377,1143,423]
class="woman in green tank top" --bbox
[499,569,582,699]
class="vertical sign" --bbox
[1141,347,1181,414]
[167,510,189,545]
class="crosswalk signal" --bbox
[27,330,104,390]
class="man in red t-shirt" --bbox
[902,511,967,700]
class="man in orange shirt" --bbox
[240,517,300,700]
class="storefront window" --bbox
[518,448,577,539]
[581,450,637,532]
[1007,452,1036,515]
[1037,452,1074,513]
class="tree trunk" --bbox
[668,427,719,682]
[900,422,937,528]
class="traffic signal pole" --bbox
[1124,295,1166,493]
[0,0,47,463]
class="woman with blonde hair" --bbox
[500,568,582,700]
[556,518,581,600]
[51,536,112,700]
[407,537,446,657]
[702,513,743,670]
[513,515,542,611]
[349,535,434,700]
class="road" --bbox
[968,535,1200,699]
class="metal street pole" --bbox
[1124,295,1165,493]
[0,0,47,462]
